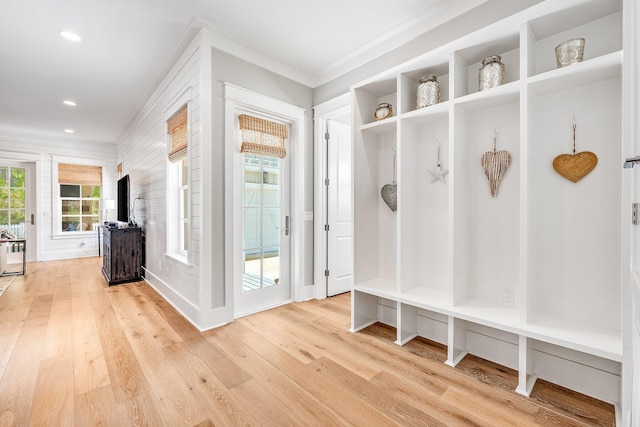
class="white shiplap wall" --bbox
[0,130,117,261]
[116,32,203,321]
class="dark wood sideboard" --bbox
[102,226,143,286]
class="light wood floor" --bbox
[0,257,615,426]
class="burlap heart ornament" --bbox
[552,152,597,183]
[552,120,597,183]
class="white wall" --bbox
[114,30,314,330]
[209,45,315,313]
[116,32,203,324]
[0,130,117,261]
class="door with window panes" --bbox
[0,166,26,237]
[235,114,291,316]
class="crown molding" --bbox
[192,0,487,89]
[0,126,116,147]
[193,18,315,87]
[312,0,487,87]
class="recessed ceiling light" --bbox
[59,31,82,42]
[64,129,75,134]
[62,100,77,106]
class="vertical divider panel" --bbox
[396,303,418,345]
[520,22,534,324]
[351,291,380,332]
[516,335,538,396]
[394,76,402,294]
[397,117,412,293]
[446,316,468,367]
[449,52,468,307]
[450,107,469,306]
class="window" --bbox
[178,157,188,253]
[58,164,102,232]
[167,104,189,256]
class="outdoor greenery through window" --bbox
[0,167,26,238]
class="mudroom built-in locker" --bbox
[350,0,633,418]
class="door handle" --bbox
[31,214,34,225]
[284,215,290,236]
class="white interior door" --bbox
[326,119,353,296]
[235,151,291,316]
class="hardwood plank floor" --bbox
[0,257,615,426]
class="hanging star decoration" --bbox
[427,141,448,184]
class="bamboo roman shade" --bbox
[58,163,102,185]
[167,104,188,162]
[239,114,288,158]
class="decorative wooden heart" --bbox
[552,151,597,183]
[481,150,510,197]
[381,183,397,212]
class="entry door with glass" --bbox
[236,153,291,315]
[0,164,32,269]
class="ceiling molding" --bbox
[193,0,487,89]
[312,0,488,87]
[0,126,116,147]
[194,18,315,87]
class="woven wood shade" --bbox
[168,104,188,162]
[58,163,102,185]
[239,114,288,158]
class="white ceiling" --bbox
[0,0,485,143]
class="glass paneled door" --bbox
[236,153,290,316]
[0,166,26,238]
[0,164,33,268]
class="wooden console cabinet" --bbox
[102,227,143,286]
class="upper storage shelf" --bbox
[525,0,622,78]
[528,50,622,96]
[354,77,397,127]
[451,33,520,99]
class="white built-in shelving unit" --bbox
[351,0,629,412]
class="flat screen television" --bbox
[117,174,130,223]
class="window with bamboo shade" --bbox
[167,104,188,162]
[57,163,102,232]
[239,114,288,158]
[166,104,189,255]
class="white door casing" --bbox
[224,83,306,320]
[313,93,351,299]
[623,0,639,424]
